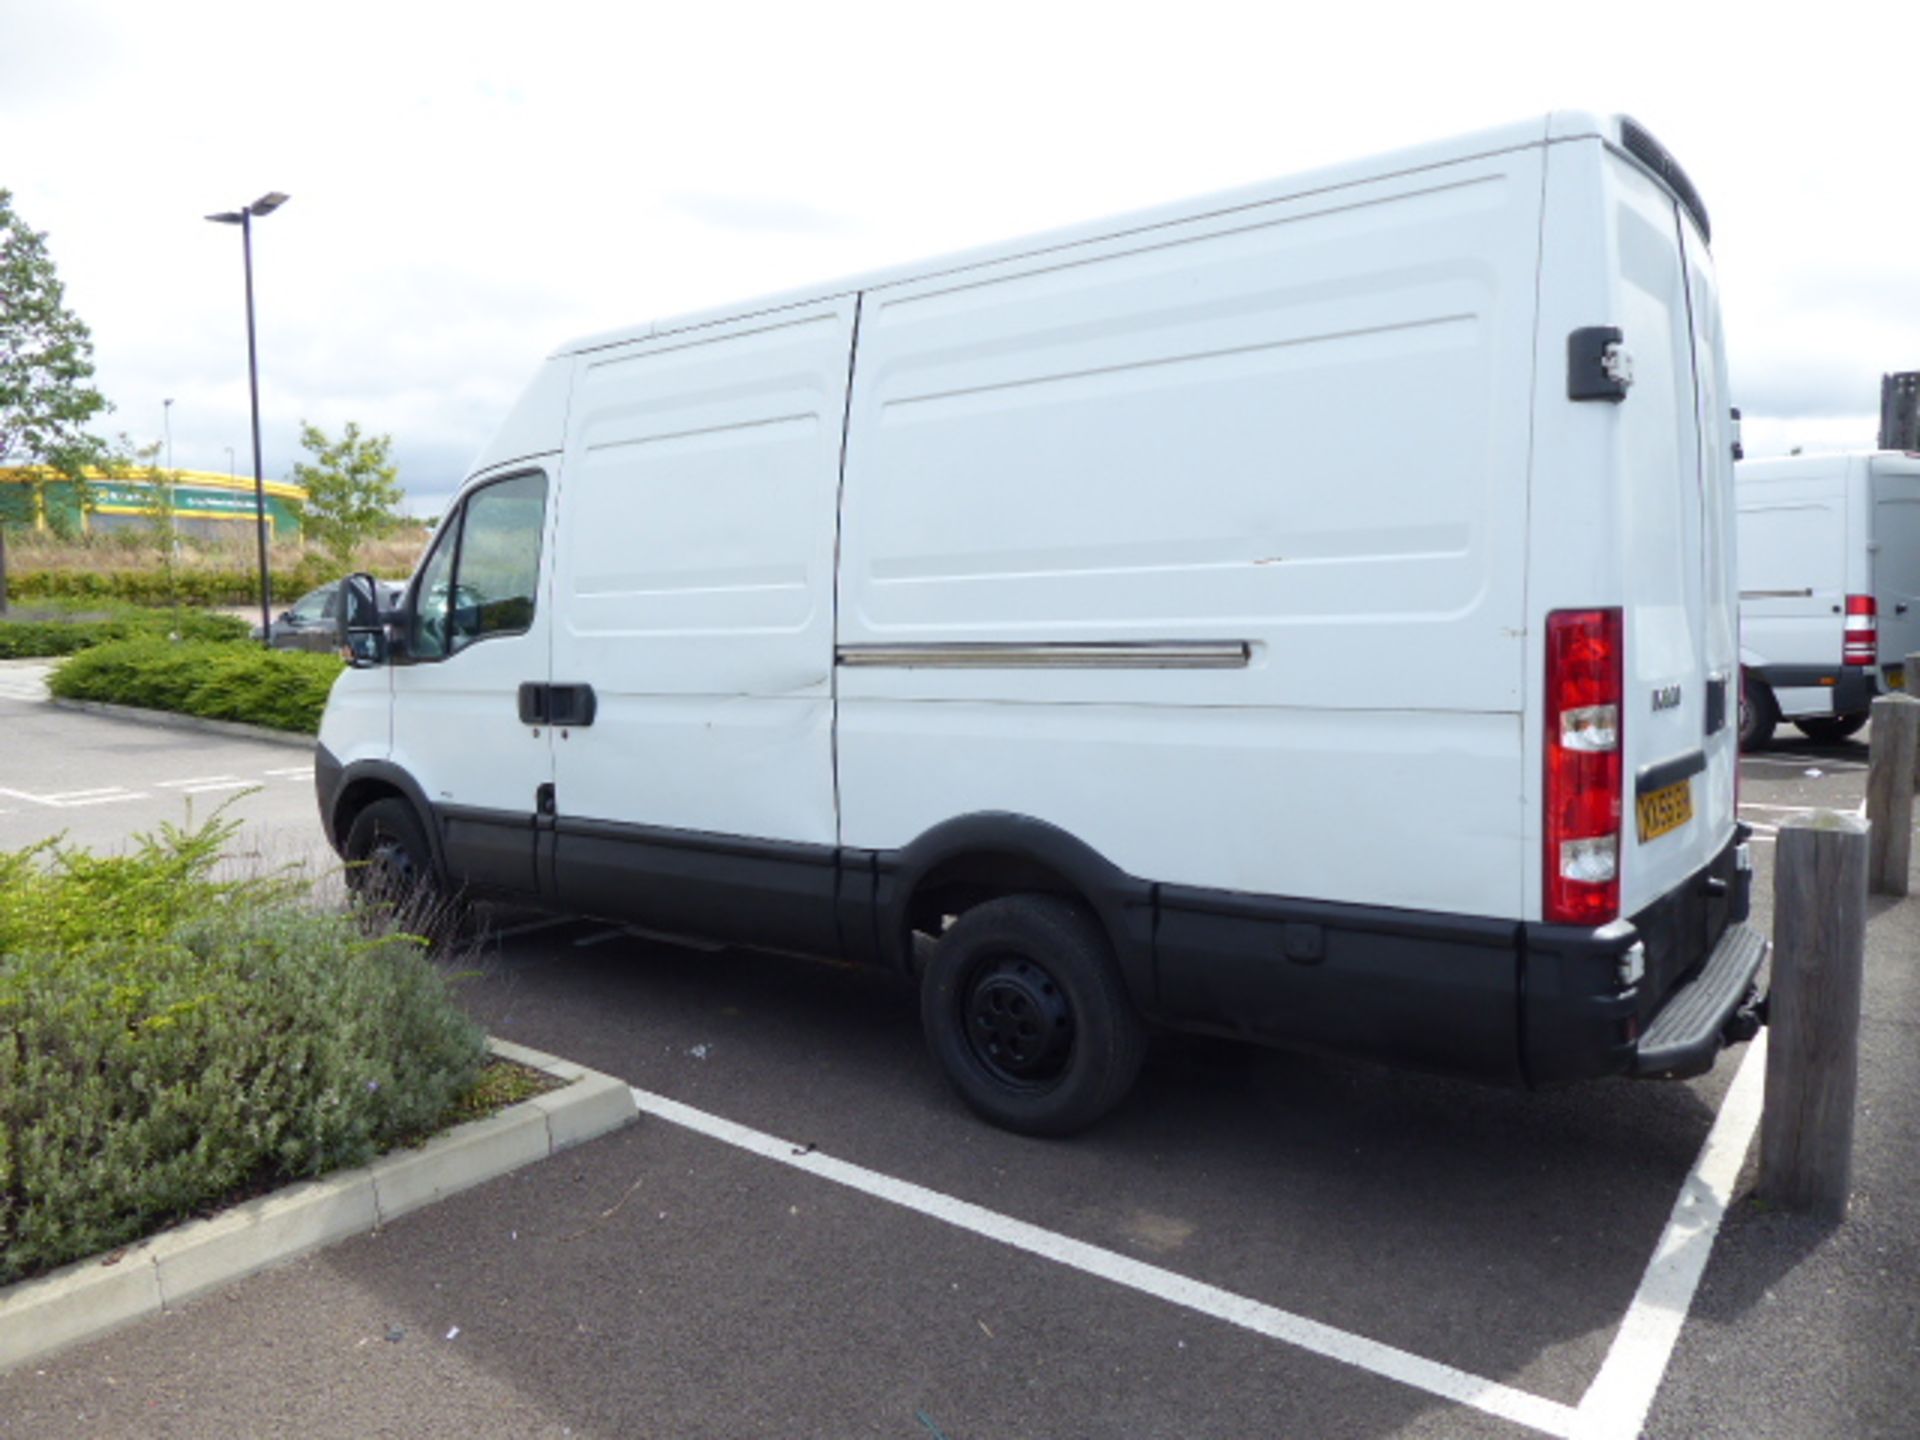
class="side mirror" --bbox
[339,573,389,668]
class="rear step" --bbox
[1632,924,1769,1079]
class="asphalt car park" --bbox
[2,717,1909,1438]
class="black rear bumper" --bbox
[1754,663,1879,715]
[1522,828,1764,1085]
[1632,923,1767,1077]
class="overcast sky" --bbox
[2,0,1913,518]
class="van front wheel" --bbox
[919,895,1146,1136]
[344,797,453,939]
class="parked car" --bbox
[1736,451,1920,748]
[255,580,404,652]
[318,111,1761,1135]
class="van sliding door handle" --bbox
[516,683,597,727]
[548,684,597,727]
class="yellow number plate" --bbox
[1637,779,1693,843]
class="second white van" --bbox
[1736,451,1920,747]
[320,112,1763,1134]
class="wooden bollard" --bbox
[1759,811,1868,1221]
[1908,652,1920,790]
[1866,693,1919,895]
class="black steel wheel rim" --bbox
[365,830,418,902]
[962,951,1074,1089]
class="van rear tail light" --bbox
[1545,609,1623,925]
[1843,594,1877,666]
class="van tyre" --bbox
[1738,671,1776,752]
[344,798,456,942]
[920,895,1146,1136]
[1794,711,1869,743]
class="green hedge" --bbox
[0,818,487,1284]
[6,558,349,608]
[50,639,345,733]
[0,608,249,659]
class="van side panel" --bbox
[545,303,856,945]
[837,148,1545,918]
[1737,460,1848,711]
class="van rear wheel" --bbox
[919,895,1146,1136]
[1738,671,1776,752]
[1794,712,1869,743]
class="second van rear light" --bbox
[1545,609,1623,926]
[1843,594,1877,666]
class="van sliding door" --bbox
[544,300,858,951]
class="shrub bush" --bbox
[0,607,249,659]
[6,556,348,608]
[0,817,487,1284]
[49,638,345,733]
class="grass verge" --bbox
[0,814,491,1286]
[49,637,344,733]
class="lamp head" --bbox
[249,192,289,216]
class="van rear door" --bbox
[1870,455,1920,682]
[1606,151,1738,919]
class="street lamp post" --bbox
[162,398,174,472]
[206,192,289,649]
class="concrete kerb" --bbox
[47,698,316,751]
[0,1038,637,1374]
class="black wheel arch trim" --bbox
[869,812,1156,999]
[320,752,448,876]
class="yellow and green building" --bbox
[0,467,307,542]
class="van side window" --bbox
[410,472,547,662]
[451,473,546,646]
[411,512,459,660]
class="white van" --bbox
[319,112,1764,1134]
[1736,451,1920,748]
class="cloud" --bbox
[667,192,854,236]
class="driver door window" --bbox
[410,472,547,662]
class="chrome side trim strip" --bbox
[836,641,1251,670]
[1738,588,1814,600]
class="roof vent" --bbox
[1618,116,1711,245]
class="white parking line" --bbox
[630,1028,1772,1440]
[263,766,314,779]
[156,776,242,788]
[574,927,633,948]
[1570,1035,1768,1439]
[1740,756,1866,773]
[631,1085,1582,1438]
[45,792,150,807]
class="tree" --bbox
[0,189,112,610]
[289,420,405,567]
